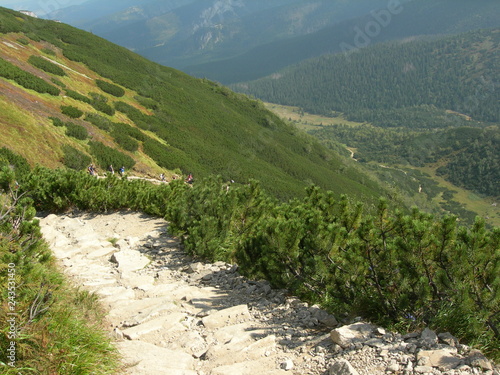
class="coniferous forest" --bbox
[234,29,499,124]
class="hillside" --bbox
[234,28,500,123]
[186,0,500,84]
[0,7,389,202]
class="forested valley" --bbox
[236,28,499,214]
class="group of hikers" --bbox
[87,164,125,177]
[87,164,195,185]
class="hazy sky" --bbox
[0,0,88,15]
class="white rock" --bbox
[110,249,150,272]
[330,322,375,348]
[417,349,462,371]
[280,359,294,371]
[202,304,252,330]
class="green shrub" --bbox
[96,79,125,97]
[84,113,112,131]
[0,146,31,181]
[113,122,147,141]
[134,95,158,110]
[41,47,56,56]
[91,100,115,116]
[142,138,191,170]
[51,77,66,88]
[0,57,60,96]
[25,32,41,42]
[111,130,139,152]
[89,92,115,116]
[65,89,91,103]
[16,37,29,45]
[49,116,65,127]
[114,101,160,131]
[89,141,135,170]
[65,122,88,140]
[61,144,91,170]
[28,55,66,76]
[61,105,83,119]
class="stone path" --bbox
[39,211,499,375]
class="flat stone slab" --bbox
[86,246,116,259]
[111,249,150,272]
[207,333,277,367]
[120,272,155,290]
[117,341,196,375]
[417,349,462,370]
[122,312,187,340]
[202,304,252,330]
[210,358,288,375]
[96,286,136,304]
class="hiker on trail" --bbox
[108,165,114,175]
[185,173,194,184]
[119,166,125,176]
[159,173,165,181]
[88,164,96,176]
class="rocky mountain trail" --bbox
[38,211,499,375]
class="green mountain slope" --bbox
[234,28,500,124]
[0,7,388,202]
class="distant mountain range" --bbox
[39,0,500,84]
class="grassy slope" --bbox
[0,7,389,203]
[0,32,164,175]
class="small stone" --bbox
[187,262,204,273]
[330,322,375,348]
[112,327,124,341]
[420,328,438,347]
[414,365,434,373]
[328,359,360,375]
[386,361,400,373]
[466,350,493,371]
[280,359,294,371]
[438,332,459,347]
